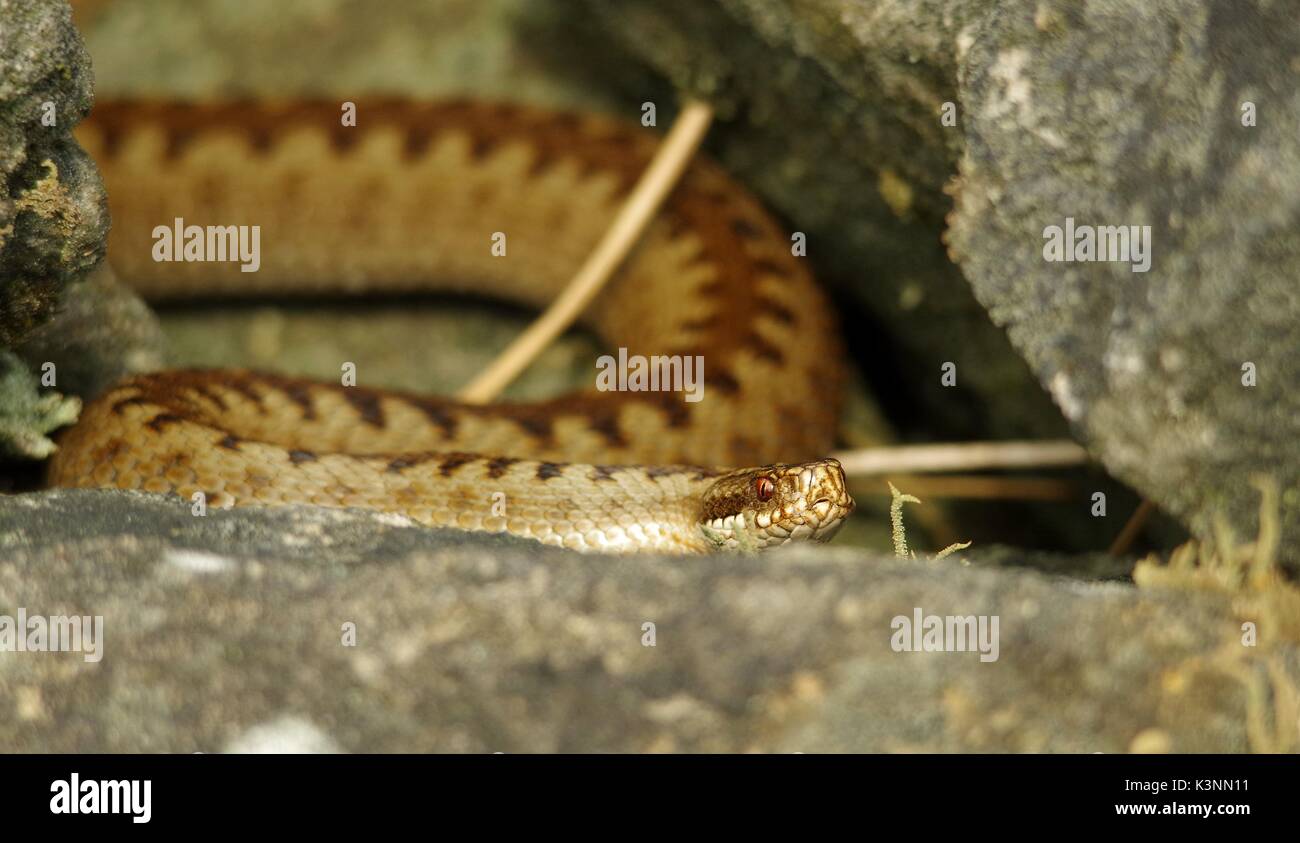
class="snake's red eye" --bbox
[755,475,776,501]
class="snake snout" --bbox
[808,461,852,510]
[802,459,854,540]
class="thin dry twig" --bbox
[1108,499,1156,557]
[457,100,715,403]
[833,440,1089,477]
[858,474,1077,501]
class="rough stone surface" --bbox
[1,489,1294,753]
[946,0,1300,567]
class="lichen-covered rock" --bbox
[0,489,1293,752]
[0,0,106,348]
[0,1,122,460]
[945,0,1300,567]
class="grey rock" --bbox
[946,0,1300,566]
[0,488,1292,752]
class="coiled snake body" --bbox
[48,100,853,553]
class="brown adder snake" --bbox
[47,100,854,553]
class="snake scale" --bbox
[47,99,854,553]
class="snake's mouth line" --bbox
[700,512,851,548]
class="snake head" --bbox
[698,459,854,550]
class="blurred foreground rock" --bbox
[1,489,1293,753]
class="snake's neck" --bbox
[547,467,720,554]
